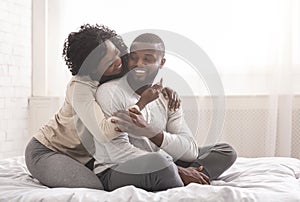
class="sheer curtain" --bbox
[266,0,299,157]
[215,0,300,158]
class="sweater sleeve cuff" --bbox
[160,131,173,148]
[128,104,141,112]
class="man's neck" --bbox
[135,86,150,95]
[126,76,152,96]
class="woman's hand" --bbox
[111,108,162,139]
[136,79,163,110]
[177,166,210,186]
[161,87,181,111]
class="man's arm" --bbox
[114,96,199,162]
[152,99,199,162]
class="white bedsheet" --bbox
[0,156,299,202]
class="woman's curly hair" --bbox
[62,24,129,80]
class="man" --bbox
[94,33,237,191]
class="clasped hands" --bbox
[111,107,161,139]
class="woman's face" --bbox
[97,40,123,76]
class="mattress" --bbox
[0,156,299,202]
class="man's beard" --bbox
[127,67,159,93]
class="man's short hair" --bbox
[130,33,165,53]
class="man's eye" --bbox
[144,57,154,62]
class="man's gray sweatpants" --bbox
[97,143,237,191]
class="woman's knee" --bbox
[25,138,39,176]
[31,154,103,189]
[25,139,103,189]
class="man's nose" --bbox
[136,59,144,67]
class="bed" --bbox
[0,156,299,202]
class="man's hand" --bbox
[177,166,210,186]
[111,108,162,139]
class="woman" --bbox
[25,24,180,189]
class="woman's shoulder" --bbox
[70,75,99,88]
[65,75,99,101]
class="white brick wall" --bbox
[0,0,32,159]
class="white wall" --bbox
[0,0,32,159]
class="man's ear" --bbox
[160,58,166,68]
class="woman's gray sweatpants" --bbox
[25,137,103,189]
